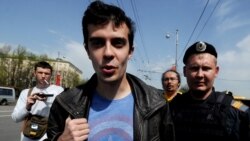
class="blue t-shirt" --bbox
[88,91,134,141]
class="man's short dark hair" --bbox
[34,61,53,72]
[82,1,135,52]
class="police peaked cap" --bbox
[183,41,217,64]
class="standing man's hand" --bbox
[26,93,47,111]
[26,94,37,111]
[58,117,90,141]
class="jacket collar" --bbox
[58,73,166,118]
[126,73,166,117]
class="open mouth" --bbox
[101,66,116,75]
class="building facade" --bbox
[0,57,82,89]
[48,58,82,88]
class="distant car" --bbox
[0,86,16,105]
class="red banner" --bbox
[55,72,61,86]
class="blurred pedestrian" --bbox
[12,61,64,141]
[161,69,182,101]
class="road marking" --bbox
[0,111,12,112]
[0,115,11,117]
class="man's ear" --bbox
[128,46,134,60]
[84,43,90,57]
[33,71,36,78]
[215,66,219,78]
[183,66,186,77]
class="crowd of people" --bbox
[11,1,250,141]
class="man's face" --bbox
[86,22,133,83]
[34,67,52,86]
[163,72,179,93]
[184,53,219,93]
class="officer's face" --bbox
[184,53,219,95]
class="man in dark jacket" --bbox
[46,1,174,141]
[170,41,250,141]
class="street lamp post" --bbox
[166,29,179,70]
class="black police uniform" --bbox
[171,41,250,141]
[170,90,250,141]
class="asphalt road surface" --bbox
[0,103,21,141]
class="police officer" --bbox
[170,41,250,141]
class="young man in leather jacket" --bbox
[46,1,174,141]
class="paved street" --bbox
[0,103,21,141]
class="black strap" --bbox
[216,94,225,103]
[27,87,34,97]
[22,87,34,131]
[215,92,233,106]
[206,92,232,120]
[25,87,34,112]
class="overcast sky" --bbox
[1,0,250,98]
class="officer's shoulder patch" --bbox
[231,100,249,112]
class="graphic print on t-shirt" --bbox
[88,91,134,141]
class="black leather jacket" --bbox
[46,73,175,141]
